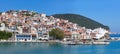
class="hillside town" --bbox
[0,10,110,44]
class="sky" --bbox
[0,0,120,32]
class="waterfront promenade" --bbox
[0,40,110,45]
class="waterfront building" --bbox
[30,26,38,40]
[64,31,72,40]
[92,28,109,40]
[71,31,80,40]
[37,27,49,40]
[15,34,32,41]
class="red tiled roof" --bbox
[64,31,71,36]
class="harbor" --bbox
[0,0,120,54]
[0,41,119,54]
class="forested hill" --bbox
[52,14,109,30]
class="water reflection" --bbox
[0,42,58,54]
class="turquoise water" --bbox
[0,34,119,54]
[0,41,120,54]
[110,34,120,37]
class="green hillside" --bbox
[52,14,109,30]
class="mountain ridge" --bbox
[52,14,109,30]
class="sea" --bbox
[0,34,120,54]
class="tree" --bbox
[49,28,64,40]
[0,31,12,39]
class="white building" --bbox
[0,23,5,31]
[93,28,109,39]
[37,27,49,40]
[71,31,80,40]
[15,34,32,42]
